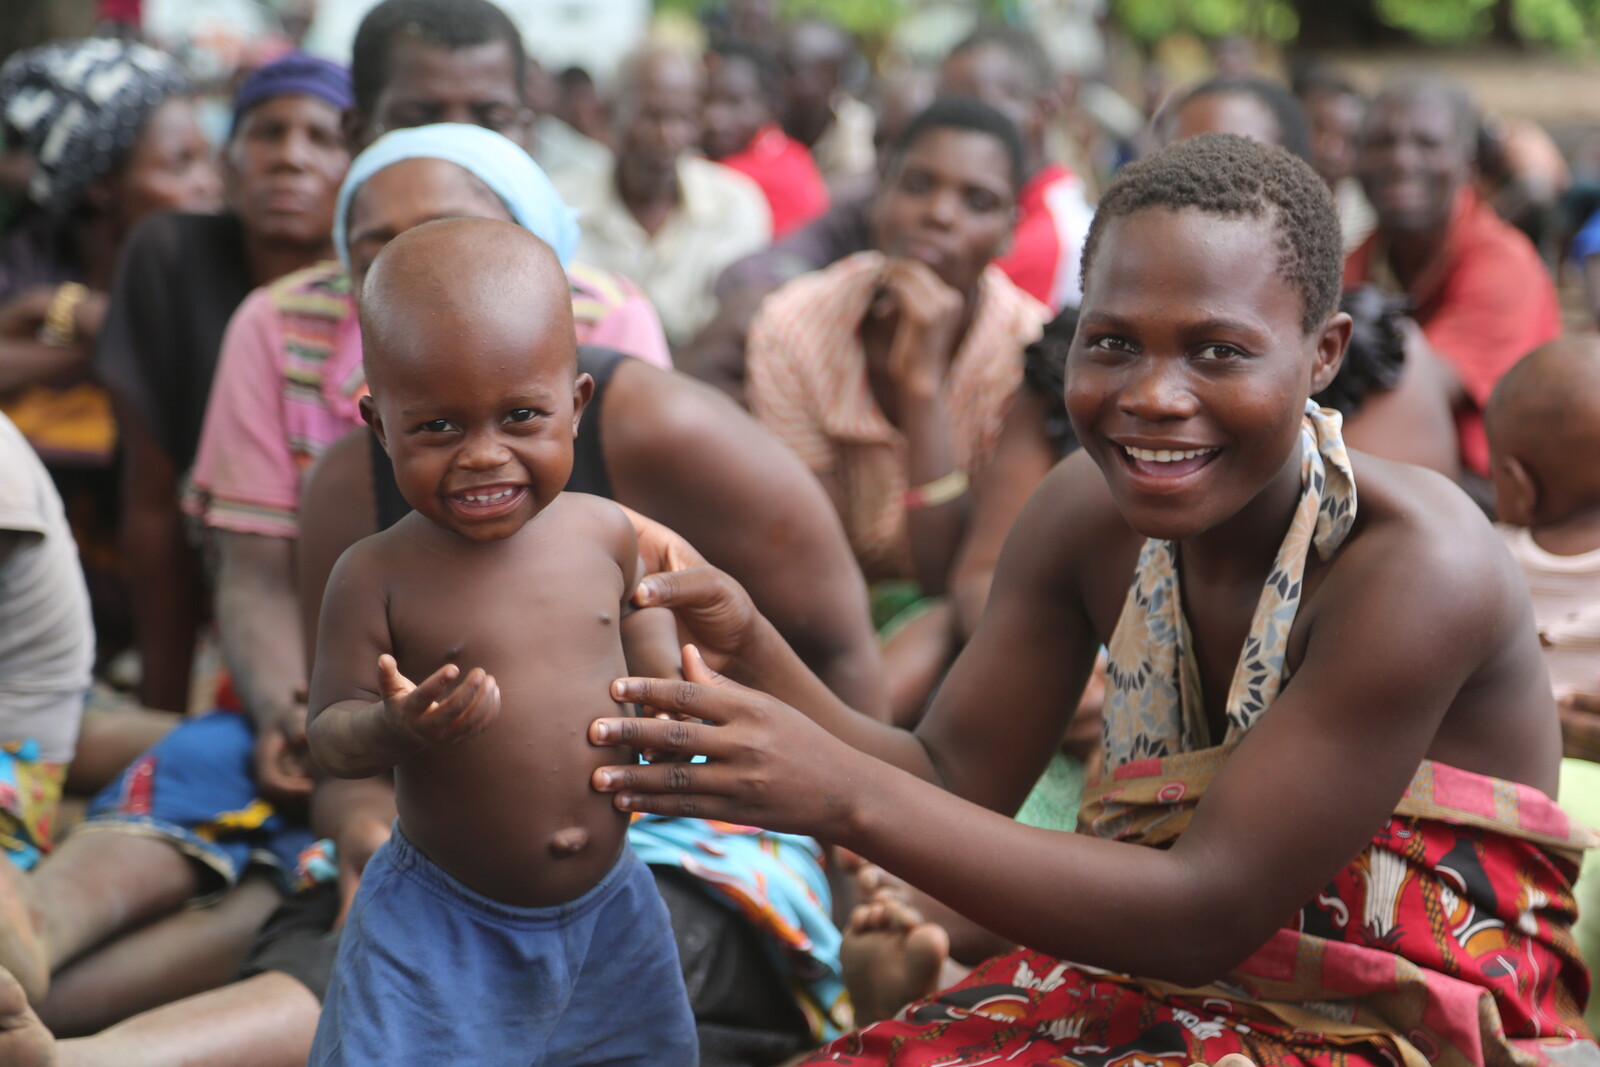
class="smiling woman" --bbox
[591,134,1595,1067]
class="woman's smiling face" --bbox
[1067,206,1344,543]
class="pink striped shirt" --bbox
[746,252,1046,581]
[188,259,670,538]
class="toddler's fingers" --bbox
[440,673,501,741]
[418,666,481,724]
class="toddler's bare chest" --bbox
[384,547,626,683]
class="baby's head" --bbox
[359,216,589,542]
[1067,133,1347,542]
[1485,337,1600,530]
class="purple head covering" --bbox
[230,52,353,137]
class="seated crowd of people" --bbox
[0,1,1598,1064]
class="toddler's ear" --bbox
[1491,454,1538,527]
[359,395,388,449]
[570,371,595,438]
[1310,311,1353,396]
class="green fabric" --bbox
[1015,751,1086,833]
[1557,757,1600,1035]
[871,580,931,635]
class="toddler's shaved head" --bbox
[1486,336,1600,520]
[360,217,575,396]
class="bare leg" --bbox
[38,873,280,1037]
[840,864,952,1026]
[64,710,180,796]
[59,971,318,1067]
[0,964,320,1067]
[11,833,202,989]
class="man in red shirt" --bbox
[1345,78,1560,478]
[939,24,1094,312]
[703,43,830,238]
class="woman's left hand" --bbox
[591,645,867,841]
[875,258,965,396]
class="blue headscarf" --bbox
[333,124,579,273]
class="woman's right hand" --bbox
[620,506,764,676]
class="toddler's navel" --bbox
[548,827,590,857]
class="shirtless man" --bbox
[306,217,694,1063]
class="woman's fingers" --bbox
[588,713,723,757]
[607,656,753,727]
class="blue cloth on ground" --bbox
[309,825,697,1066]
[82,710,313,893]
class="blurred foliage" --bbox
[658,0,1600,48]
[656,0,911,36]
[1109,0,1600,47]
[1113,0,1300,43]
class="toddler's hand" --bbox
[378,654,500,744]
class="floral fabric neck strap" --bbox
[1102,401,1357,768]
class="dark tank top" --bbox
[370,346,630,532]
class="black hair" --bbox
[1172,76,1311,162]
[350,0,526,118]
[556,66,594,93]
[945,23,1055,98]
[1023,305,1081,458]
[1081,133,1342,334]
[1313,286,1407,415]
[711,42,779,107]
[887,95,1027,195]
[1292,64,1363,104]
[1368,75,1478,153]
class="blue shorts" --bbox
[79,711,312,895]
[310,825,698,1066]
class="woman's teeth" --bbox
[1123,446,1217,463]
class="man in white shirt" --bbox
[561,47,771,350]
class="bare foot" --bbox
[840,865,950,1025]
[0,858,47,1003]
[0,965,55,1066]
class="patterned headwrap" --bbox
[230,52,353,138]
[0,38,193,217]
[334,123,580,273]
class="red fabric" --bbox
[719,124,830,239]
[802,758,1595,1067]
[1343,189,1561,476]
[995,163,1090,312]
[96,0,141,23]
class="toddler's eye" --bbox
[506,408,538,423]
[418,419,452,433]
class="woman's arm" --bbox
[113,401,202,711]
[597,467,1507,986]
[949,389,1059,639]
[605,361,887,716]
[0,285,103,392]
[880,260,971,596]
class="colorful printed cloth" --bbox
[627,815,850,1042]
[0,739,65,871]
[802,403,1599,1067]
